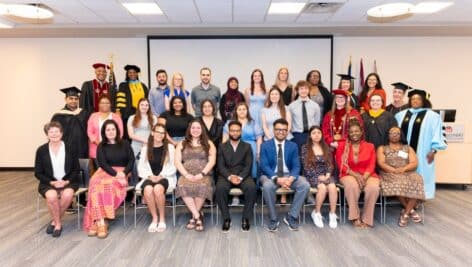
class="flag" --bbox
[347,56,352,77]
[108,62,117,92]
[373,60,378,74]
[357,58,365,95]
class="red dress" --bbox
[322,108,363,145]
[360,89,387,112]
[335,140,378,179]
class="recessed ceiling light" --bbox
[122,2,163,15]
[367,3,414,18]
[412,2,453,14]
[0,4,53,19]
[268,2,306,14]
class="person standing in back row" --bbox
[191,67,221,117]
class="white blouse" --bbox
[49,141,66,180]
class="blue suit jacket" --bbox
[260,139,300,180]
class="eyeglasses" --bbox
[274,128,288,132]
[154,131,166,135]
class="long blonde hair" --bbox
[274,67,291,89]
[170,72,187,98]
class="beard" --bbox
[158,80,167,86]
[229,135,241,142]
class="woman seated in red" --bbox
[336,120,380,228]
[83,119,135,238]
[34,121,80,237]
[322,89,362,150]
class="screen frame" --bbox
[146,34,334,92]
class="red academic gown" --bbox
[322,108,363,145]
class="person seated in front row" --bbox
[137,123,176,233]
[215,121,257,233]
[34,121,80,237]
[83,119,135,238]
[377,126,425,227]
[336,120,380,228]
[301,126,338,229]
[260,118,310,232]
[174,120,216,232]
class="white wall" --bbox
[1,36,471,167]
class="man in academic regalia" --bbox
[395,89,447,199]
[80,63,115,117]
[51,87,89,186]
[386,82,411,115]
[116,64,149,139]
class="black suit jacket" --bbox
[80,80,116,116]
[217,140,253,180]
[34,142,80,188]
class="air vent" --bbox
[302,2,344,14]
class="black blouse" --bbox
[149,146,164,175]
[199,117,224,146]
[160,111,194,137]
[96,140,135,176]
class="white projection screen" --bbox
[147,36,333,94]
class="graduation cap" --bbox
[407,89,430,99]
[391,82,412,92]
[332,89,348,96]
[124,64,141,73]
[92,63,109,69]
[60,86,81,97]
[337,74,355,80]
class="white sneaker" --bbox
[329,213,338,229]
[231,196,240,205]
[311,211,324,228]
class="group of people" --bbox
[34,63,447,238]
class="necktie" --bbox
[302,101,309,132]
[277,144,284,177]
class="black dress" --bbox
[159,111,194,138]
[51,106,89,158]
[361,111,398,149]
[274,85,293,106]
[199,117,224,147]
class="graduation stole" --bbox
[401,110,427,152]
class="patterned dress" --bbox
[176,145,213,200]
[301,144,335,187]
[380,145,425,200]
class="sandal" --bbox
[195,217,204,232]
[398,212,409,227]
[409,209,422,223]
[156,222,167,233]
[352,219,366,228]
[186,218,196,230]
[148,222,158,233]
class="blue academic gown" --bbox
[395,108,447,199]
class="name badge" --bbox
[398,150,408,159]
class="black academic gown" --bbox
[361,110,398,149]
[386,103,408,116]
[51,106,88,158]
[80,80,116,117]
[116,81,149,139]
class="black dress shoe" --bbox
[46,223,54,234]
[222,219,231,233]
[241,218,250,232]
[52,228,62,238]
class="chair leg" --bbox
[77,194,81,230]
[36,195,40,224]
[123,200,126,227]
[302,204,306,224]
[338,189,342,224]
[253,204,257,226]
[261,189,264,226]
[172,192,176,227]
[216,203,219,225]
[134,196,137,228]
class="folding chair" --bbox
[302,186,342,224]
[215,188,257,225]
[133,187,176,228]
[261,187,300,226]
